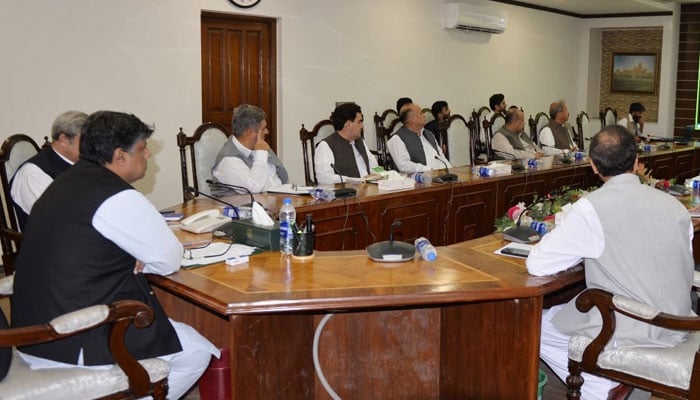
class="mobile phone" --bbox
[501,247,530,258]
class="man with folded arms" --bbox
[314,102,379,184]
[387,103,452,173]
[539,100,577,155]
[12,111,219,399]
[212,103,288,193]
[492,108,542,160]
[11,110,87,230]
[527,125,694,400]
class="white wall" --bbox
[0,0,677,208]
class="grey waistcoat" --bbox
[394,126,439,166]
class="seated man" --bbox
[212,104,288,193]
[11,110,87,230]
[618,102,645,140]
[424,101,451,154]
[314,102,379,185]
[11,111,219,399]
[539,100,576,155]
[492,108,542,160]
[387,103,452,173]
[527,125,694,400]
[486,93,506,122]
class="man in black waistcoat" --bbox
[314,103,379,184]
[11,111,219,398]
[11,110,87,231]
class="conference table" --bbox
[148,144,699,398]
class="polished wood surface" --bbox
[149,235,584,399]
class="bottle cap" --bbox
[426,252,436,262]
[283,197,292,205]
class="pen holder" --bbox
[291,231,315,261]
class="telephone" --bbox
[180,209,231,234]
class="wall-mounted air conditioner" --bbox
[442,2,507,34]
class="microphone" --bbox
[330,163,357,198]
[186,186,239,219]
[365,219,415,262]
[205,179,256,207]
[433,155,458,182]
[502,202,541,244]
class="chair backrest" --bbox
[482,113,506,161]
[445,114,470,167]
[599,107,617,129]
[299,119,334,186]
[576,112,594,151]
[373,110,399,158]
[530,112,550,145]
[177,123,230,202]
[0,134,40,275]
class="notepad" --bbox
[266,183,313,195]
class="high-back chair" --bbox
[0,275,170,399]
[599,107,618,130]
[177,123,230,202]
[445,114,470,167]
[0,134,41,275]
[373,109,399,152]
[566,288,700,400]
[482,113,506,161]
[529,112,550,145]
[576,111,594,151]
[299,119,334,186]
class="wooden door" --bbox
[201,12,277,152]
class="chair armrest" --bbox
[0,300,158,397]
[0,227,22,243]
[575,289,700,370]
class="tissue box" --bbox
[218,219,280,251]
[378,178,415,191]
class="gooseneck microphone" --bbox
[186,186,239,219]
[388,220,401,245]
[365,219,415,262]
[502,202,540,243]
[433,155,458,182]
[330,163,357,198]
[205,179,256,206]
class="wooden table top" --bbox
[147,233,584,316]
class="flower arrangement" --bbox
[494,186,594,233]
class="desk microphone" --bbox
[330,163,357,198]
[205,179,256,207]
[186,186,239,219]
[502,201,541,244]
[366,220,415,261]
[433,156,458,182]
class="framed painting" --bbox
[610,52,658,94]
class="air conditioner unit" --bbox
[442,2,507,34]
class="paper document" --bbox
[182,242,257,268]
[494,242,533,259]
[266,183,313,195]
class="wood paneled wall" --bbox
[675,4,700,136]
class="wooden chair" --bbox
[0,275,169,399]
[576,112,594,151]
[445,114,470,167]
[529,112,550,145]
[482,113,506,161]
[177,123,229,202]
[299,119,334,186]
[0,134,41,275]
[599,107,618,130]
[566,288,700,400]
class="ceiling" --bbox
[498,0,700,16]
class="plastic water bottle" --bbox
[413,172,430,183]
[478,166,494,177]
[414,237,437,262]
[279,197,296,254]
[308,187,335,201]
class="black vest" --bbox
[11,160,181,365]
[320,132,370,178]
[544,120,572,150]
[12,146,72,231]
[394,126,439,166]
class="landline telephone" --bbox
[180,209,231,234]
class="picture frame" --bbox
[610,52,658,94]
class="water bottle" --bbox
[413,172,430,183]
[414,237,437,262]
[478,166,494,177]
[279,197,296,254]
[309,187,335,201]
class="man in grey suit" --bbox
[527,125,694,400]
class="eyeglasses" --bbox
[183,241,234,260]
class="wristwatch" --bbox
[229,0,261,8]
